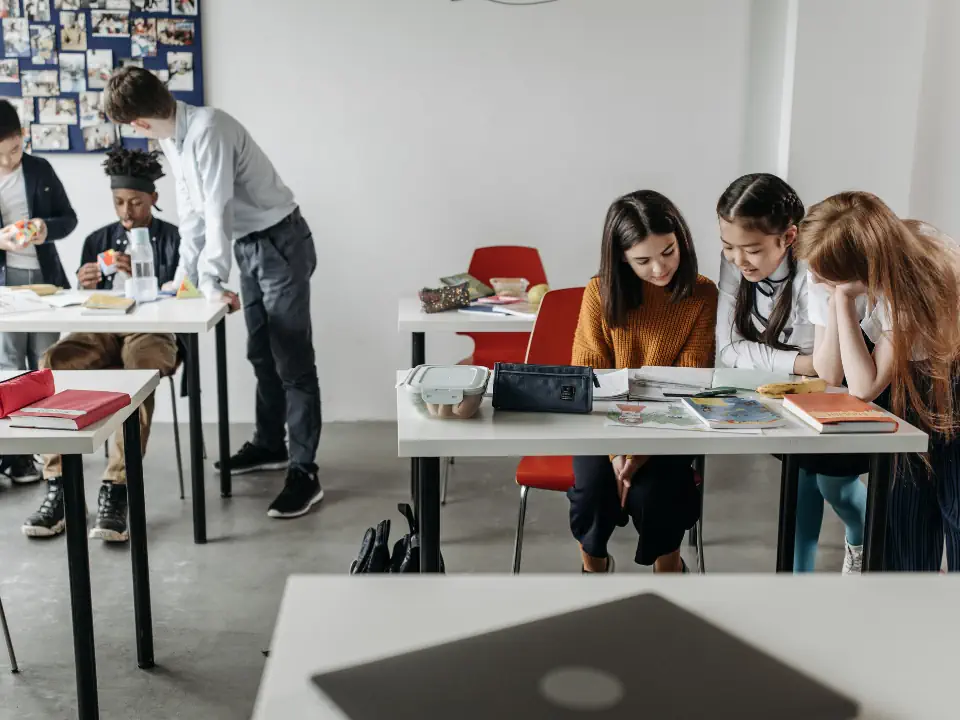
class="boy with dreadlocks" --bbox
[22,147,181,542]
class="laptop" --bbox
[311,593,858,719]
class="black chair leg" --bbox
[0,592,18,673]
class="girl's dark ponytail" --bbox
[718,174,804,352]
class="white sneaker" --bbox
[842,542,863,575]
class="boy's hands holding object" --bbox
[114,252,132,276]
[77,262,102,289]
[0,220,44,251]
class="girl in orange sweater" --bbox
[570,190,718,573]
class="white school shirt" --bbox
[716,254,814,372]
[159,101,298,298]
[0,165,36,270]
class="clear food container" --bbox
[401,365,491,419]
[490,277,530,298]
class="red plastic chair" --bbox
[510,287,584,573]
[459,246,548,369]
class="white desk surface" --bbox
[254,575,960,720]
[397,297,535,333]
[0,294,227,334]
[0,370,159,455]
[396,369,929,457]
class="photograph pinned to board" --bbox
[38,97,77,124]
[86,48,112,89]
[3,18,30,57]
[106,0,130,7]
[0,59,18,84]
[60,10,87,51]
[0,0,21,17]
[171,0,196,16]
[55,0,82,9]
[91,10,128,37]
[148,67,167,83]
[78,90,105,127]
[29,24,57,65]
[131,17,156,57]
[2,97,35,124]
[21,69,59,97]
[31,123,68,151]
[157,17,192,45]
[59,53,85,92]
[132,0,169,11]
[82,122,115,151]
[167,50,192,90]
[25,0,51,22]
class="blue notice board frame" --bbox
[0,0,204,154]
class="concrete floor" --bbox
[0,422,846,719]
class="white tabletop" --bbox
[396,369,928,457]
[254,575,960,720]
[0,370,159,454]
[397,297,535,333]
[0,295,228,334]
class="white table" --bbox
[0,295,231,544]
[1,370,160,720]
[254,575,960,720]
[396,368,930,573]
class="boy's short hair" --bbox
[104,67,177,124]
[0,100,22,143]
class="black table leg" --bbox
[62,454,99,719]
[188,333,206,544]
[410,332,425,503]
[418,457,441,573]
[216,318,231,498]
[776,455,800,572]
[124,412,154,669]
[864,453,892,572]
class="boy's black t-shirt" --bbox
[79,216,181,290]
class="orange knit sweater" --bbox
[572,276,718,370]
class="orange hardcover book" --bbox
[782,392,898,434]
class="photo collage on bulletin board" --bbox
[0,0,204,154]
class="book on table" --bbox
[8,390,131,430]
[781,392,899,433]
[81,293,136,315]
[681,396,786,429]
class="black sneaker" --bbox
[1,455,42,484]
[215,442,289,476]
[267,467,324,519]
[22,478,65,538]
[89,483,128,543]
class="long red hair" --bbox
[795,192,960,436]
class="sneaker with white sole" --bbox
[842,542,863,575]
[22,478,65,538]
[267,467,324,519]
[2,455,42,484]
[215,442,289,476]
[582,555,615,574]
[89,482,128,543]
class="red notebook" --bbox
[782,392,899,434]
[8,390,131,431]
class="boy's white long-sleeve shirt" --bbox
[159,101,297,297]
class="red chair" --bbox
[459,246,548,369]
[510,287,584,573]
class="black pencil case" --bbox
[492,363,598,414]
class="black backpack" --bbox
[350,503,445,574]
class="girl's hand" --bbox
[611,455,645,508]
[793,354,816,377]
[834,280,869,298]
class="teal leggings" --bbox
[794,469,866,572]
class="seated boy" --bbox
[23,148,180,542]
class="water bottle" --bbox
[124,227,158,303]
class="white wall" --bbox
[45,0,753,423]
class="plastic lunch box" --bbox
[490,277,530,298]
[401,365,491,419]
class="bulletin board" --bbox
[0,0,204,154]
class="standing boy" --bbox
[104,68,324,519]
[0,100,77,485]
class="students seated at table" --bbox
[22,148,180,542]
[0,100,78,485]
[797,193,960,572]
[716,173,866,574]
[569,190,717,573]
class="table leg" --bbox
[123,413,154,669]
[864,453,892,572]
[61,454,99,719]
[418,457,441,573]
[776,455,800,572]
[216,318,231,498]
[410,332,425,504]
[188,333,206,545]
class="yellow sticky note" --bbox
[176,276,203,299]
[692,398,727,406]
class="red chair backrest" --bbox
[468,246,548,289]
[525,287,586,365]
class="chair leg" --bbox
[694,455,706,573]
[512,485,530,574]
[440,458,451,506]
[169,376,186,501]
[103,441,108,460]
[201,430,207,460]
[0,593,18,674]
[696,518,706,574]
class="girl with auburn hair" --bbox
[796,191,960,572]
